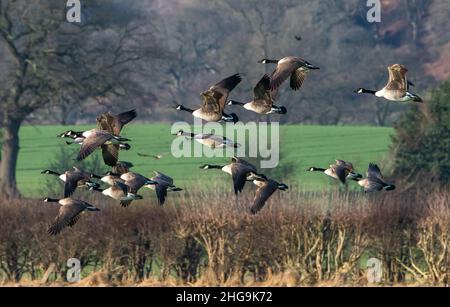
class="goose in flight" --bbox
[200,157,266,195]
[227,75,287,115]
[250,177,288,214]
[71,129,130,166]
[351,163,396,193]
[96,109,137,166]
[174,130,240,149]
[90,181,143,207]
[43,197,100,235]
[120,172,158,196]
[355,64,423,102]
[146,171,183,206]
[258,56,319,91]
[175,74,241,123]
[41,167,100,197]
[307,160,362,184]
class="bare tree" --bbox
[0,0,162,198]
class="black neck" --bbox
[45,198,60,203]
[42,170,61,176]
[264,59,279,64]
[177,105,194,114]
[206,165,224,169]
[229,100,245,106]
[309,167,326,172]
[360,88,377,95]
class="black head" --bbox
[58,130,76,138]
[278,106,287,114]
[119,143,131,150]
[258,59,278,64]
[278,183,289,191]
[227,113,239,124]
[172,129,184,136]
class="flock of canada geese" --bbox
[41,56,422,235]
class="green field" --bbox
[17,124,393,197]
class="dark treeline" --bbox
[3,0,449,127]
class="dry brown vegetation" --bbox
[0,188,448,287]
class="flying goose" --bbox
[175,74,241,123]
[41,167,100,197]
[145,171,183,206]
[74,129,130,166]
[90,181,143,207]
[90,171,124,186]
[258,56,319,91]
[59,130,131,151]
[174,130,240,149]
[120,172,158,195]
[96,109,137,166]
[227,75,287,115]
[137,152,168,160]
[43,197,100,235]
[307,160,363,184]
[351,163,396,193]
[200,157,266,195]
[355,64,423,102]
[250,177,288,214]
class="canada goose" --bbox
[96,109,137,166]
[43,197,100,235]
[355,64,423,102]
[175,74,241,123]
[91,171,125,186]
[200,157,266,195]
[145,171,183,206]
[307,160,363,184]
[120,172,158,195]
[174,130,240,149]
[74,129,130,166]
[250,178,288,214]
[90,181,143,207]
[59,130,131,150]
[41,167,100,197]
[351,163,396,193]
[258,56,319,91]
[137,152,169,160]
[227,75,287,115]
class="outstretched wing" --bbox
[101,144,119,167]
[63,171,86,197]
[201,90,223,114]
[367,163,383,180]
[270,58,304,91]
[231,164,253,195]
[290,67,309,91]
[97,109,137,135]
[76,131,111,162]
[154,183,169,206]
[207,73,242,110]
[250,181,278,214]
[48,203,85,235]
[386,65,407,93]
[253,75,271,102]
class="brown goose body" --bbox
[44,197,100,235]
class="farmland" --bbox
[16,124,392,197]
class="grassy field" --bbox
[17,124,393,197]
